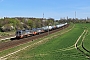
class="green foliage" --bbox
[9,18,19,26]
[47,18,54,26]
[27,19,33,29]
[35,19,42,28]
[0,18,23,31]
[0,19,5,27]
[26,19,42,28]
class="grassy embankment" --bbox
[0,31,15,43]
[78,23,90,57]
[0,24,73,57]
[1,23,90,60]
[0,31,15,37]
[11,23,85,60]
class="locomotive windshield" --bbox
[16,30,22,35]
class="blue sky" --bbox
[0,0,90,19]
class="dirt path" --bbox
[54,29,85,52]
[82,30,90,53]
[74,30,90,58]
[28,29,89,59]
[34,30,87,58]
[74,30,86,49]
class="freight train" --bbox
[15,23,68,39]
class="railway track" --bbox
[0,24,69,51]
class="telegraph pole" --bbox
[43,13,49,35]
[47,18,49,35]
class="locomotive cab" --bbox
[16,30,23,38]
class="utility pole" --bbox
[47,19,50,35]
[43,13,49,35]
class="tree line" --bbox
[0,17,90,32]
[0,17,54,32]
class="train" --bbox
[15,23,68,39]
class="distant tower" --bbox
[67,16,68,20]
[75,11,76,20]
[43,13,45,26]
[43,13,44,19]
[87,17,88,20]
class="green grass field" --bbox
[1,23,90,60]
